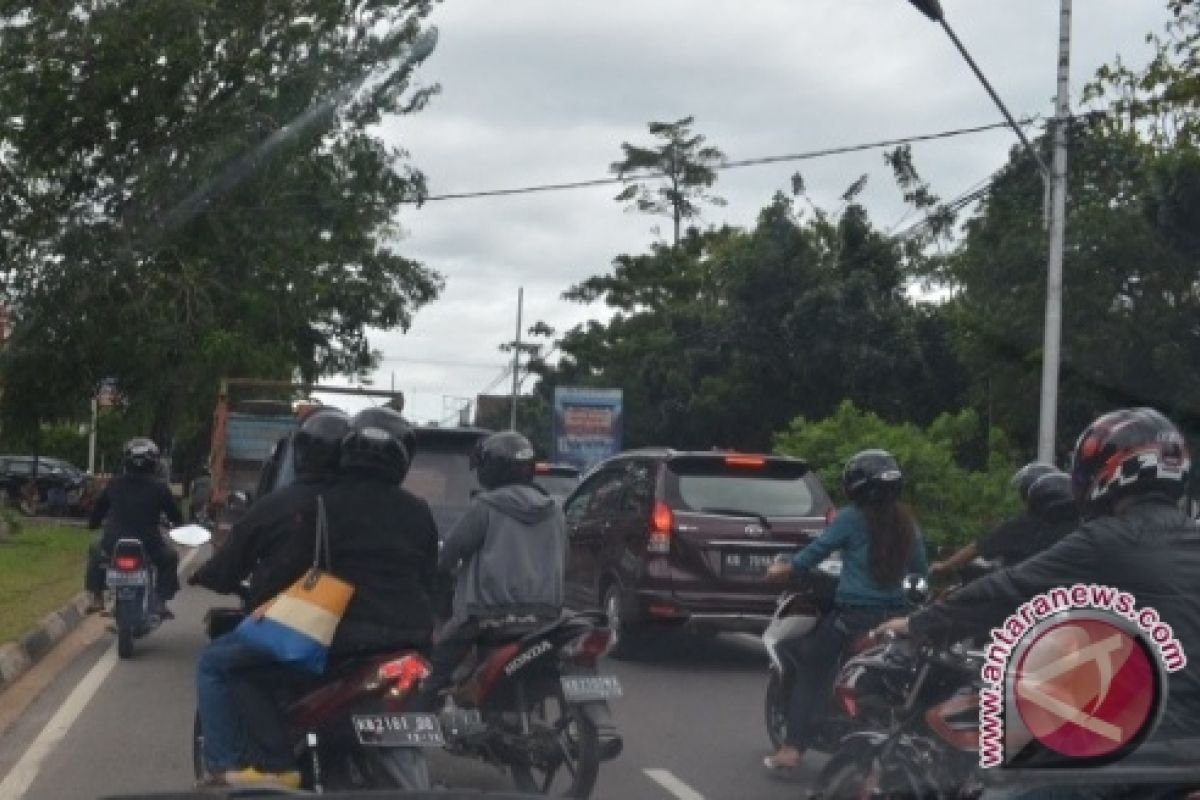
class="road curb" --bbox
[0,593,90,695]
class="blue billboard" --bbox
[552,388,624,472]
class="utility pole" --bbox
[1037,0,1072,463]
[510,287,524,431]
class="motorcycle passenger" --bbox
[84,438,183,616]
[930,462,1061,578]
[413,431,567,712]
[763,449,928,771]
[874,408,1200,796]
[195,407,439,789]
[189,407,349,607]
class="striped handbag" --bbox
[234,496,354,674]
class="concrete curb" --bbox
[0,593,91,695]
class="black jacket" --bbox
[911,497,1200,737]
[88,472,183,552]
[976,509,1078,567]
[191,475,327,608]
[257,471,440,655]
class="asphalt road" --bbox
[0,566,823,800]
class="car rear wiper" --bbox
[699,507,772,529]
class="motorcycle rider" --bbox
[413,431,567,711]
[188,407,349,607]
[762,449,928,770]
[84,438,183,615]
[874,408,1200,796]
[930,462,1061,577]
[196,407,438,789]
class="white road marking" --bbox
[0,547,203,800]
[644,768,706,800]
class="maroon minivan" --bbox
[562,449,835,656]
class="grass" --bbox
[0,525,92,644]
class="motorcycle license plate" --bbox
[721,551,775,577]
[106,569,148,587]
[561,674,623,702]
[352,713,445,747]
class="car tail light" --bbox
[725,455,766,468]
[824,507,838,526]
[536,463,550,474]
[363,654,430,696]
[114,555,142,571]
[562,629,614,663]
[648,501,673,554]
[835,684,859,718]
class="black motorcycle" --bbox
[105,537,164,659]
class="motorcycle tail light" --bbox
[562,629,614,663]
[835,684,859,718]
[364,654,430,696]
[114,555,142,571]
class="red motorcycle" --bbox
[192,608,440,791]
[432,610,623,799]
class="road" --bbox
[0,564,824,799]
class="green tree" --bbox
[0,0,443,472]
[611,117,726,247]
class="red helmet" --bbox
[1070,408,1191,515]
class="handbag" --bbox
[233,496,355,674]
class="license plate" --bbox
[352,713,445,747]
[561,674,623,702]
[721,552,776,577]
[106,570,148,587]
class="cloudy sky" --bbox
[318,0,1172,424]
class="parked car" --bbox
[0,455,93,516]
[562,449,835,656]
[534,462,581,502]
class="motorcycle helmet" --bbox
[123,437,160,474]
[1070,407,1191,516]
[293,407,350,477]
[1011,461,1058,502]
[842,449,903,504]
[472,432,536,491]
[1025,471,1075,521]
[338,407,415,484]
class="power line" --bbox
[418,118,1036,203]
[377,355,505,369]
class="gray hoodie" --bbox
[439,484,566,628]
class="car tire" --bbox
[603,584,643,661]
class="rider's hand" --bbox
[766,562,793,581]
[872,617,910,640]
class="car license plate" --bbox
[561,674,623,702]
[106,569,148,587]
[721,552,776,577]
[352,713,444,747]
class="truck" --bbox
[201,378,405,548]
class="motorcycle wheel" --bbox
[764,670,787,751]
[363,748,431,791]
[509,691,600,798]
[116,616,134,659]
[820,760,878,800]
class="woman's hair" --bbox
[858,489,917,589]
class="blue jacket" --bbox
[791,503,929,608]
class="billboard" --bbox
[553,388,624,471]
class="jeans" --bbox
[197,632,278,772]
[85,539,180,601]
[781,605,899,749]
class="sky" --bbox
[314,0,1173,424]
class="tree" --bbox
[610,117,726,246]
[0,1,443,471]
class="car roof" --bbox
[414,426,492,441]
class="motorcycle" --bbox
[763,555,929,752]
[105,537,164,659]
[191,605,440,791]
[433,610,623,799]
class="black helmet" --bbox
[339,407,415,484]
[1026,471,1075,521]
[1011,462,1058,502]
[842,449,903,503]
[293,407,350,476]
[1071,408,1191,516]
[472,432,536,490]
[123,437,160,473]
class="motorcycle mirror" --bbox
[169,524,212,548]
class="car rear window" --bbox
[534,474,579,500]
[666,458,827,517]
[405,439,481,507]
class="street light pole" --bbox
[907,0,1070,462]
[510,287,524,431]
